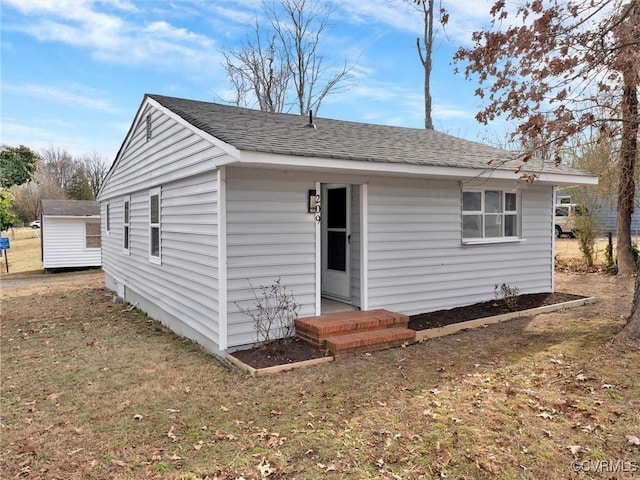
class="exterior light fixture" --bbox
[308,189,317,213]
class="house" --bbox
[41,199,101,270]
[97,94,597,356]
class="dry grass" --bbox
[1,235,639,479]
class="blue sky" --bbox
[1,0,509,161]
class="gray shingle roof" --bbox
[148,94,594,178]
[42,200,100,216]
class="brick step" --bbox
[325,328,416,359]
[295,309,409,347]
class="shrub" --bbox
[236,278,300,353]
[495,283,519,311]
[574,211,603,267]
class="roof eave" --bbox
[238,150,598,185]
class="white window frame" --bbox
[106,203,110,235]
[149,187,161,264]
[462,188,522,245]
[85,221,101,249]
[123,197,131,255]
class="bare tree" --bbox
[413,0,448,130]
[11,167,67,222]
[79,152,109,199]
[222,0,352,115]
[39,146,77,193]
[223,21,291,112]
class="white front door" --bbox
[321,184,351,301]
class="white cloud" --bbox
[3,0,222,78]
[3,83,118,112]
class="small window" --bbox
[149,187,161,263]
[462,189,519,240]
[86,222,101,248]
[123,198,130,254]
[106,203,110,234]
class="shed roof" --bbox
[147,94,595,179]
[41,200,100,217]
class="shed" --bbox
[98,94,597,356]
[41,199,101,270]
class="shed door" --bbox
[321,184,351,301]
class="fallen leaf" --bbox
[133,414,143,421]
[166,408,180,413]
[193,442,203,451]
[537,412,554,420]
[575,374,587,381]
[601,384,613,389]
[167,425,177,441]
[111,459,129,468]
[258,458,273,477]
[626,435,640,446]
[220,405,229,412]
[567,445,581,455]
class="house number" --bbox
[314,194,321,223]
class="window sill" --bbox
[462,237,525,245]
[149,256,161,265]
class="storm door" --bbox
[321,184,351,301]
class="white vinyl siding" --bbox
[99,103,223,353]
[225,168,317,349]
[367,178,553,315]
[42,217,102,269]
[149,187,161,263]
[99,103,229,199]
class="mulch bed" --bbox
[231,292,586,369]
[408,292,585,330]
[231,337,330,370]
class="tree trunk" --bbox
[416,0,435,130]
[616,59,639,342]
[615,69,638,276]
[621,273,640,341]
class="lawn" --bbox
[0,227,43,275]
[1,235,639,479]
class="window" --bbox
[462,190,519,240]
[149,187,161,262]
[123,198,130,254]
[86,222,101,248]
[106,203,110,234]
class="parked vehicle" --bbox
[29,220,40,229]
[554,204,587,238]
